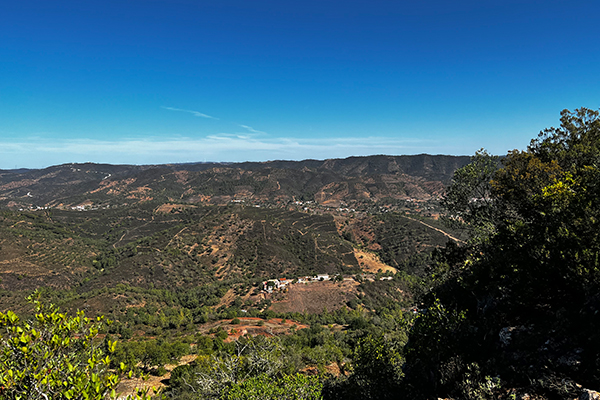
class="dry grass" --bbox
[270,280,359,314]
[354,248,397,273]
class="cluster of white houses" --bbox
[262,274,333,293]
[261,273,393,293]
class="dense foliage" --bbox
[0,293,152,400]
[403,108,600,399]
[4,109,599,399]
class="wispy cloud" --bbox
[161,106,218,120]
[238,124,266,134]
[161,107,268,136]
[0,134,465,169]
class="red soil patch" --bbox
[201,317,309,342]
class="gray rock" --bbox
[499,326,515,347]
[580,388,600,400]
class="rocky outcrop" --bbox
[581,389,600,400]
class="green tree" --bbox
[0,293,152,400]
[404,108,600,399]
[442,148,500,242]
[349,334,404,399]
[323,334,404,400]
[224,373,323,400]
[168,336,287,399]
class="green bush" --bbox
[0,293,153,400]
[225,373,323,400]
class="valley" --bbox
[0,154,468,398]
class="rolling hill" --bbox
[0,154,470,210]
[0,154,469,327]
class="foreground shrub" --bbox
[224,373,323,400]
[0,293,152,400]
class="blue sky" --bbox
[1,0,599,168]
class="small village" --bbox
[261,272,393,294]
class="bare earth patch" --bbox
[115,354,198,398]
[270,280,359,314]
[354,248,397,273]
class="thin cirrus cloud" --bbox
[0,135,457,168]
[238,124,266,135]
[161,106,219,120]
[162,106,267,135]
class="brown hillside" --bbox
[354,249,397,273]
[270,280,359,314]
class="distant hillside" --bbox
[0,154,470,210]
[0,153,470,320]
[0,201,465,315]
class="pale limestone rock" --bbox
[580,388,600,400]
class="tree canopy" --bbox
[404,108,600,399]
[0,293,152,400]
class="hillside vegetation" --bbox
[398,108,600,399]
[0,154,467,399]
[0,154,469,210]
[4,110,599,399]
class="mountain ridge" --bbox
[0,154,471,209]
